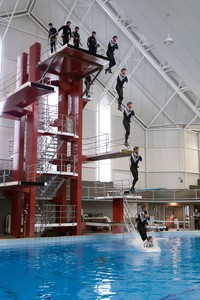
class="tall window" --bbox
[98,102,111,182]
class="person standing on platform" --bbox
[58,21,72,45]
[48,23,57,53]
[130,146,142,193]
[137,203,150,243]
[87,31,99,54]
[116,68,128,111]
[105,36,119,74]
[72,26,82,48]
[123,102,135,147]
[193,209,200,230]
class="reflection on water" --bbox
[0,235,200,299]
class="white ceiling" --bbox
[121,0,200,102]
[1,0,200,131]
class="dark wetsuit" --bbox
[73,31,80,48]
[116,74,128,108]
[58,25,71,45]
[87,36,98,54]
[130,153,142,190]
[137,210,150,241]
[193,212,200,230]
[123,108,135,143]
[106,40,119,71]
[49,27,57,53]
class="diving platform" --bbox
[84,149,133,162]
[36,170,78,177]
[35,223,77,228]
[38,129,79,140]
[94,195,142,200]
[0,180,47,191]
[38,44,109,79]
[0,82,54,119]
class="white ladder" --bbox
[123,198,136,233]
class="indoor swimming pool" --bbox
[0,232,200,300]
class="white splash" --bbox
[130,235,161,253]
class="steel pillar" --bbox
[113,198,124,233]
[70,80,83,235]
[10,52,28,238]
[24,43,41,237]
[53,88,68,226]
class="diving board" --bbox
[94,195,142,200]
[0,82,54,119]
[35,223,77,228]
[84,149,133,162]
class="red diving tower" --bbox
[0,43,108,238]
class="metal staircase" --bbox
[36,175,65,198]
[37,135,63,172]
[123,198,136,232]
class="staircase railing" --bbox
[37,175,65,198]
[35,204,77,231]
[123,199,136,232]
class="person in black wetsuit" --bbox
[130,146,142,193]
[58,21,72,45]
[193,209,200,230]
[137,203,150,243]
[84,75,92,98]
[87,31,99,54]
[123,102,135,147]
[116,68,128,111]
[72,26,81,48]
[105,36,119,74]
[48,23,57,53]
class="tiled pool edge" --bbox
[1,230,200,247]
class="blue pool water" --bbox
[0,233,200,300]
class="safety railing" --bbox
[26,154,78,181]
[0,160,13,184]
[136,189,200,202]
[82,135,131,157]
[8,139,14,159]
[81,180,200,203]
[0,65,23,98]
[82,179,131,199]
[35,204,77,230]
[38,102,78,134]
[36,175,65,198]
[82,133,109,156]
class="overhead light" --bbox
[164,33,173,46]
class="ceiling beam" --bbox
[131,77,178,128]
[147,91,176,129]
[95,0,200,123]
[1,0,20,41]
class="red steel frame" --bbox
[0,42,111,237]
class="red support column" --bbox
[113,198,124,233]
[70,80,83,235]
[11,52,28,238]
[24,43,41,237]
